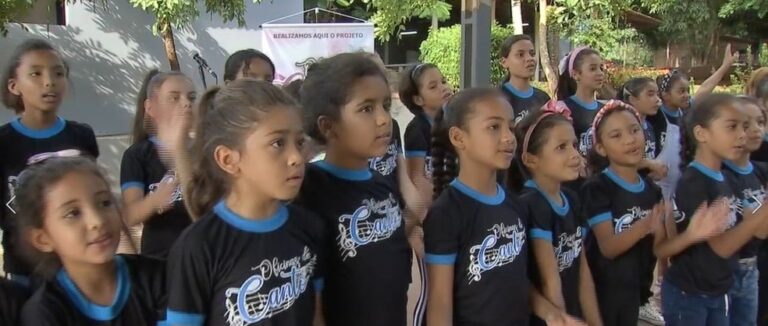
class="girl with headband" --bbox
[514,101,602,326]
[580,100,666,326]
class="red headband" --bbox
[590,100,642,145]
[522,100,572,155]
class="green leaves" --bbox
[336,0,451,41]
[126,0,261,35]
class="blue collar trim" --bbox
[690,161,724,182]
[503,82,534,99]
[569,95,598,110]
[56,256,131,321]
[450,179,505,205]
[214,200,288,233]
[724,160,753,175]
[11,116,66,139]
[524,180,569,216]
[603,168,645,193]
[313,160,372,181]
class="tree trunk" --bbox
[431,13,438,30]
[491,0,497,22]
[703,26,719,67]
[536,0,558,94]
[161,21,180,71]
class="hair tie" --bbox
[659,70,678,93]
[410,63,426,82]
[590,100,641,145]
[521,100,572,155]
[568,46,589,76]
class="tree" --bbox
[0,0,32,36]
[335,0,452,41]
[535,0,558,93]
[128,0,262,70]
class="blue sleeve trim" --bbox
[424,253,457,265]
[120,182,144,191]
[587,212,612,227]
[166,310,205,325]
[404,150,427,158]
[530,228,553,242]
[313,278,324,292]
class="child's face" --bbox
[501,40,536,79]
[664,79,691,109]
[8,50,68,113]
[697,105,747,161]
[414,67,452,112]
[573,54,604,92]
[237,58,274,83]
[740,103,765,152]
[458,96,516,170]
[629,82,661,116]
[32,171,120,266]
[333,75,392,159]
[526,122,580,182]
[595,110,646,168]
[235,108,306,201]
[147,76,196,127]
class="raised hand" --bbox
[722,43,738,67]
[646,159,668,181]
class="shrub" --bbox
[420,23,516,89]
[605,62,669,89]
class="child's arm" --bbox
[313,294,325,326]
[121,183,176,226]
[399,155,428,236]
[693,44,737,103]
[532,240,566,309]
[405,157,434,201]
[154,106,198,219]
[426,264,454,326]
[708,198,768,258]
[589,209,657,259]
[578,254,602,326]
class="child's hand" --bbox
[151,178,178,214]
[545,312,587,326]
[687,200,728,241]
[155,104,191,163]
[646,159,668,181]
[722,43,738,67]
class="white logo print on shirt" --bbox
[337,194,403,260]
[578,128,593,157]
[555,226,584,272]
[148,171,183,203]
[614,206,652,234]
[369,143,398,176]
[467,221,526,283]
[224,246,317,325]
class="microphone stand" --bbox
[196,61,208,89]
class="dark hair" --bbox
[617,77,655,102]
[736,95,767,121]
[1,39,69,114]
[679,93,737,169]
[755,78,768,102]
[556,48,600,100]
[399,63,439,115]
[656,70,687,95]
[431,87,501,199]
[282,79,303,102]
[14,157,133,278]
[187,79,299,218]
[507,109,572,192]
[301,53,388,145]
[499,34,533,83]
[131,70,191,144]
[223,49,276,82]
[587,101,640,172]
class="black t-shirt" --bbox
[500,83,551,124]
[0,278,30,326]
[295,161,411,326]
[722,160,768,259]
[751,139,768,163]
[0,117,99,275]
[369,120,402,186]
[563,96,605,157]
[642,120,660,159]
[424,179,530,325]
[522,180,585,318]
[404,114,433,179]
[120,138,190,258]
[646,114,669,152]
[667,162,739,295]
[166,202,325,326]
[581,169,660,292]
[20,255,165,325]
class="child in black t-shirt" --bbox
[165,79,326,326]
[120,70,196,259]
[510,108,601,325]
[0,39,99,281]
[498,34,551,124]
[656,94,768,326]
[423,88,582,326]
[400,63,453,199]
[15,157,166,325]
[295,53,424,326]
[581,100,665,326]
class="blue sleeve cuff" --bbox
[530,228,553,242]
[425,253,457,265]
[166,310,205,325]
[587,212,612,227]
[121,181,144,191]
[404,150,427,158]
[313,278,324,292]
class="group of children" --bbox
[0,34,768,326]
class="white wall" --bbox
[0,0,303,136]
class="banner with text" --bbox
[260,23,375,85]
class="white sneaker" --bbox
[639,302,665,325]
